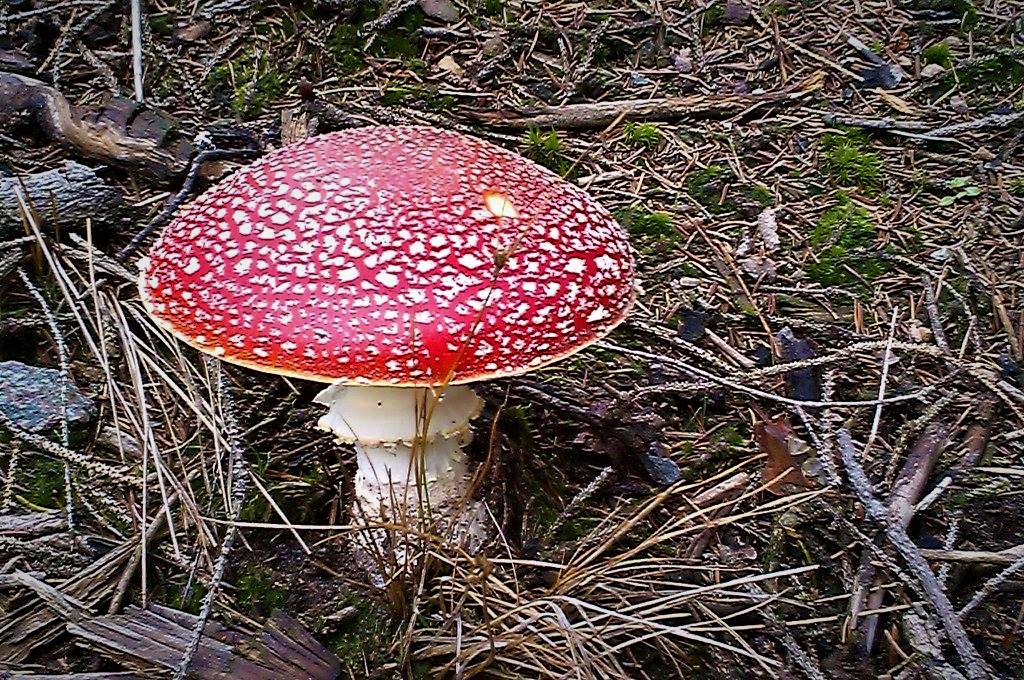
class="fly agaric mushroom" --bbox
[138,125,635,548]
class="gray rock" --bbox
[0,360,95,433]
[641,452,680,487]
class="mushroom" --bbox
[138,125,635,550]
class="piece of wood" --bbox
[464,91,812,129]
[920,546,1024,566]
[0,511,67,538]
[0,162,124,239]
[66,606,340,680]
[0,71,192,179]
[0,539,136,663]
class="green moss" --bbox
[167,580,207,615]
[374,10,424,59]
[746,184,774,207]
[763,1,790,16]
[532,501,559,531]
[403,57,429,75]
[147,13,172,36]
[381,84,455,110]
[686,165,734,213]
[614,205,677,241]
[922,42,953,67]
[234,565,287,613]
[622,121,662,148]
[326,23,366,74]
[523,127,572,175]
[206,51,285,120]
[239,494,270,522]
[820,132,881,191]
[712,424,747,446]
[483,0,504,18]
[499,406,533,445]
[1009,179,1024,197]
[554,517,595,542]
[923,0,979,30]
[701,3,725,34]
[325,3,425,75]
[945,53,1024,91]
[806,194,887,287]
[327,593,398,670]
[23,456,64,509]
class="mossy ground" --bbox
[622,121,662,149]
[819,131,881,191]
[687,165,735,213]
[523,127,573,176]
[805,194,887,288]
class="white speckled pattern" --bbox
[140,126,635,384]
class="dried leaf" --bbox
[876,90,914,114]
[754,412,814,495]
[740,255,776,281]
[775,327,821,401]
[173,20,211,43]
[437,54,464,77]
[860,63,901,89]
[676,307,707,342]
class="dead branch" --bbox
[67,606,340,680]
[837,429,991,680]
[823,109,1024,141]
[959,552,1024,617]
[0,511,66,538]
[0,539,137,663]
[115,148,260,263]
[849,423,948,651]
[923,110,1024,140]
[0,72,191,179]
[684,473,751,559]
[174,360,250,680]
[465,91,812,129]
[821,113,931,132]
[917,398,997,513]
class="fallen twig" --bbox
[837,429,991,680]
[115,147,261,263]
[916,398,997,513]
[173,360,249,680]
[848,422,948,651]
[465,91,813,129]
[959,552,1024,618]
[920,545,1024,566]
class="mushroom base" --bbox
[314,384,488,561]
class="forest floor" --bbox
[1,0,1023,678]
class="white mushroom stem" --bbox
[313,383,485,535]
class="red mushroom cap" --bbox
[139,126,635,385]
